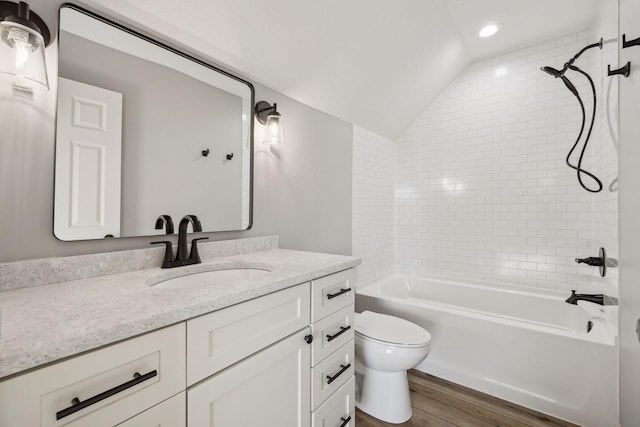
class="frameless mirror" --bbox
[54,4,253,241]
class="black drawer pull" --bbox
[327,325,351,342]
[327,363,351,385]
[326,288,351,300]
[56,370,158,420]
[339,415,352,427]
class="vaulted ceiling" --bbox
[42,0,600,139]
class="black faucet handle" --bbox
[189,237,209,262]
[151,241,175,268]
[155,215,174,234]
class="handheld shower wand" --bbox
[541,66,579,96]
[540,39,603,193]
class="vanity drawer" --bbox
[0,324,185,427]
[311,269,355,322]
[311,341,355,410]
[116,392,185,426]
[187,283,310,385]
[311,304,354,366]
[312,377,355,427]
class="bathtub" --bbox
[355,274,618,427]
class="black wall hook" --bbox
[608,62,631,78]
[202,149,210,157]
[623,34,640,49]
[226,153,234,160]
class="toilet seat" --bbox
[355,311,431,347]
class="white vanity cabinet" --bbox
[0,267,357,427]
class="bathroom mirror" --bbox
[54,4,253,241]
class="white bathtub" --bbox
[355,274,618,427]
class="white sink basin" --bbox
[151,265,271,289]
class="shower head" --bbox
[541,66,579,97]
[541,66,564,77]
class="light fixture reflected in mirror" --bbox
[0,1,51,91]
[255,100,285,145]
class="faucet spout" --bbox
[565,290,618,306]
[177,215,203,261]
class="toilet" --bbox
[354,310,431,424]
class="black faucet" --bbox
[151,214,208,268]
[565,290,618,306]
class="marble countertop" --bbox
[0,248,360,380]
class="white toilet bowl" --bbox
[354,311,431,424]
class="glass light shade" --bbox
[264,113,285,145]
[0,21,49,91]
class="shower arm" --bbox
[559,38,603,75]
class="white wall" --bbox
[352,126,394,284]
[0,0,353,262]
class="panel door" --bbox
[54,77,123,240]
[188,328,311,427]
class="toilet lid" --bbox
[355,311,431,346]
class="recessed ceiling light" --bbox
[478,24,500,38]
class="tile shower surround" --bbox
[354,29,618,294]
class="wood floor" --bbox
[355,370,578,427]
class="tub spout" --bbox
[565,290,618,306]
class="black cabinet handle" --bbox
[327,288,352,300]
[326,325,351,342]
[339,415,352,427]
[56,370,157,420]
[608,62,631,78]
[327,363,351,385]
[304,334,313,344]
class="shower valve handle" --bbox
[575,248,617,278]
[575,256,604,267]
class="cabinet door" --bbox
[188,328,311,427]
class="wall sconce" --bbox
[0,1,51,91]
[255,100,285,145]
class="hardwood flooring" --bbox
[355,370,578,427]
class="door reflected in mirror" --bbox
[54,5,253,241]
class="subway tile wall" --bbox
[392,29,618,293]
[352,126,395,284]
